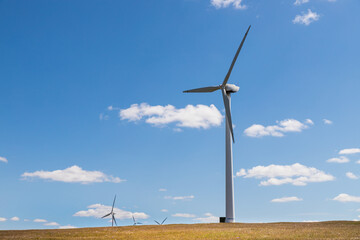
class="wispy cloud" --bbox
[59,225,77,229]
[244,119,313,138]
[34,219,47,223]
[165,195,194,201]
[74,204,149,220]
[346,172,358,180]
[210,0,246,9]
[327,156,349,163]
[22,165,125,184]
[193,213,218,223]
[172,213,196,218]
[0,217,6,222]
[339,148,360,155]
[161,209,168,213]
[236,163,334,186]
[0,156,8,163]
[294,0,309,5]
[333,193,360,203]
[11,217,20,221]
[158,188,167,192]
[271,196,303,203]
[323,119,333,125]
[293,9,320,26]
[44,222,59,226]
[119,103,223,130]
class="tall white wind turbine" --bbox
[102,195,117,226]
[183,25,251,223]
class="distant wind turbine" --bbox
[183,25,251,223]
[102,195,117,226]
[154,217,167,225]
[132,215,142,226]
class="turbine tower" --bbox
[102,195,117,226]
[183,25,251,223]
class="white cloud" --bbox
[193,213,218,223]
[339,148,360,155]
[210,0,246,9]
[236,163,335,186]
[159,188,167,192]
[34,219,47,223]
[99,113,109,121]
[357,160,360,164]
[120,103,223,130]
[323,119,333,125]
[244,119,313,138]
[172,213,196,218]
[333,193,360,203]
[161,209,168,212]
[59,225,77,229]
[74,204,149,220]
[11,217,20,221]
[44,222,59,226]
[303,220,319,222]
[294,0,309,5]
[271,196,303,203]
[293,9,320,26]
[0,217,6,222]
[165,195,194,200]
[326,156,349,163]
[346,172,358,180]
[0,156,8,163]
[22,165,125,184]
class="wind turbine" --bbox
[154,217,167,225]
[102,195,117,226]
[132,215,142,226]
[183,25,251,223]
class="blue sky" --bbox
[1,0,360,230]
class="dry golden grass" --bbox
[1,221,360,240]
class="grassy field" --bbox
[1,221,360,240]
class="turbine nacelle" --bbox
[224,84,239,93]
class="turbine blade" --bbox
[154,220,160,225]
[183,86,220,93]
[222,25,251,87]
[102,213,111,218]
[112,216,114,227]
[138,222,142,224]
[112,195,116,212]
[221,88,235,143]
[113,215,117,226]
[161,217,167,225]
[132,215,135,223]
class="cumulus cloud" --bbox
[243,119,313,138]
[172,213,196,218]
[44,222,59,226]
[0,156,8,163]
[59,225,77,229]
[0,217,6,222]
[11,217,20,221]
[21,165,125,184]
[236,163,335,186]
[293,9,320,26]
[346,172,358,180]
[74,204,149,220]
[333,193,360,203]
[193,213,218,223]
[271,196,303,203]
[323,119,333,125]
[164,195,194,200]
[210,0,246,9]
[119,103,223,129]
[326,156,349,163]
[339,148,360,155]
[34,219,47,223]
[294,0,309,5]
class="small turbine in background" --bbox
[154,217,167,225]
[132,215,142,226]
[102,195,117,227]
